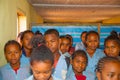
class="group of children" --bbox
[0,29,120,80]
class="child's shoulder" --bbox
[0,63,11,72]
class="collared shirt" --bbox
[75,42,86,51]
[20,54,30,64]
[59,50,71,57]
[0,63,31,80]
[25,75,61,80]
[66,65,86,80]
[52,55,68,80]
[84,49,105,80]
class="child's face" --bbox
[86,33,99,50]
[5,44,21,65]
[71,55,87,75]
[31,60,53,80]
[105,40,120,57]
[21,33,34,49]
[97,62,120,80]
[81,33,87,44]
[45,34,59,54]
[60,38,70,53]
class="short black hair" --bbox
[104,35,120,47]
[30,45,54,65]
[96,56,120,72]
[44,29,59,37]
[60,35,71,42]
[4,40,21,52]
[35,30,42,35]
[20,30,34,40]
[71,50,88,64]
[81,31,87,38]
[110,30,118,37]
[85,31,99,41]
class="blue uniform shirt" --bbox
[0,62,31,80]
[84,49,105,80]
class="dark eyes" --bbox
[107,73,114,78]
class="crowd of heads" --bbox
[2,29,120,80]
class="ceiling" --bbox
[28,0,120,24]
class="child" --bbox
[20,30,34,57]
[59,35,71,57]
[66,34,75,55]
[44,29,68,80]
[96,56,120,80]
[66,50,88,80]
[75,31,87,51]
[25,44,55,80]
[20,30,34,64]
[0,40,31,80]
[84,31,105,80]
[104,35,120,58]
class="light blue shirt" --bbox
[66,64,86,80]
[59,50,71,57]
[75,42,86,51]
[25,75,61,80]
[20,54,30,64]
[84,49,105,80]
[52,55,68,80]
[66,65,76,80]
[0,62,31,80]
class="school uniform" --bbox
[75,42,86,51]
[0,62,31,80]
[25,75,61,80]
[20,54,30,64]
[59,50,71,57]
[66,65,86,80]
[84,49,105,80]
[52,55,68,80]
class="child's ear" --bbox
[96,71,101,80]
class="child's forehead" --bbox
[6,44,19,48]
[103,61,120,70]
[74,54,87,59]
[106,40,120,46]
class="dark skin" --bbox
[44,34,60,67]
[86,33,99,57]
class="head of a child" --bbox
[4,40,22,68]
[59,36,71,54]
[81,31,87,45]
[104,35,120,57]
[71,50,88,75]
[85,31,99,50]
[44,29,59,54]
[66,34,73,47]
[30,45,54,80]
[20,30,34,50]
[96,57,120,80]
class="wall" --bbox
[0,0,43,66]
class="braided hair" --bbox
[96,56,120,73]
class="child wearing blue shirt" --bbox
[0,40,31,80]
[44,29,68,80]
[66,50,88,80]
[84,31,105,80]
